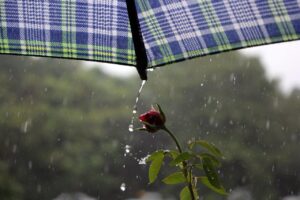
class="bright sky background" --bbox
[85,40,300,94]
[240,40,300,94]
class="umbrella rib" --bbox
[126,0,148,80]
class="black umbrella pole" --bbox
[126,0,148,80]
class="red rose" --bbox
[139,106,166,133]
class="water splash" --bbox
[120,183,126,191]
[128,80,147,132]
[138,155,150,165]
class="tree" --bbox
[0,52,299,200]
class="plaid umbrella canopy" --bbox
[0,0,300,80]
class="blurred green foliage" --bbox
[0,52,299,200]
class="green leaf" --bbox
[199,153,221,167]
[180,186,192,200]
[202,157,221,188]
[155,103,166,122]
[162,172,186,185]
[135,127,147,131]
[148,151,165,184]
[141,121,157,128]
[170,152,194,166]
[164,150,180,160]
[189,140,223,158]
[198,176,228,195]
[146,150,164,163]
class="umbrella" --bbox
[0,0,300,80]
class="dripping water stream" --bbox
[128,80,147,132]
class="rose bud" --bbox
[139,105,166,133]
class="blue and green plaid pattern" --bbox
[136,0,300,67]
[1,0,300,68]
[0,0,136,66]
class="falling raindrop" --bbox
[271,164,275,172]
[241,176,247,184]
[120,183,126,191]
[12,144,17,153]
[128,124,134,132]
[125,145,131,154]
[128,80,147,132]
[230,73,236,85]
[37,184,42,193]
[28,161,33,170]
[22,119,31,133]
[266,120,270,130]
[207,96,212,104]
[291,134,297,141]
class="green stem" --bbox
[189,167,198,199]
[163,127,182,153]
[163,127,196,200]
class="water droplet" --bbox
[200,83,204,87]
[230,73,236,83]
[125,145,131,154]
[28,161,33,169]
[22,119,31,133]
[37,184,42,193]
[12,144,17,153]
[120,183,126,191]
[132,109,137,114]
[128,124,134,132]
[207,96,212,104]
[241,176,247,183]
[266,120,270,130]
[271,164,275,172]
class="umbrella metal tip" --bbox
[137,68,148,80]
